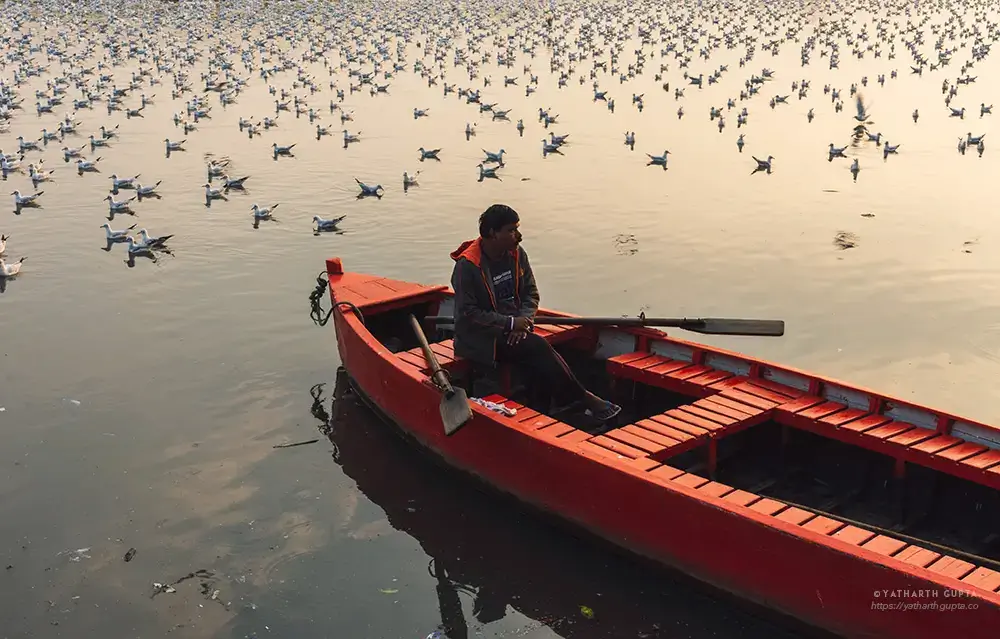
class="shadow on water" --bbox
[231,372,827,639]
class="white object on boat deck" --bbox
[471,397,517,417]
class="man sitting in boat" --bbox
[450,204,622,423]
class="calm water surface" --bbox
[2,0,1000,636]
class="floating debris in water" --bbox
[379,588,399,594]
[963,239,979,253]
[152,582,176,595]
[613,234,639,256]
[272,438,319,449]
[124,547,137,562]
[860,213,875,218]
[833,231,859,250]
[579,604,595,619]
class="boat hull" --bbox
[325,258,1000,638]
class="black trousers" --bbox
[495,332,587,406]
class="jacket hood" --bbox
[450,238,483,266]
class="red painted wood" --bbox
[774,507,815,526]
[797,401,846,420]
[819,408,868,426]
[734,382,794,405]
[590,435,647,459]
[746,377,805,399]
[645,415,707,439]
[840,415,890,433]
[864,422,914,441]
[696,398,755,421]
[605,429,666,455]
[685,370,733,387]
[802,516,845,536]
[926,556,976,580]
[622,424,683,449]
[664,409,728,433]
[697,481,736,499]
[832,526,876,546]
[860,535,908,557]
[895,546,942,568]
[707,395,765,416]
[776,395,824,413]
[961,450,1000,470]
[677,404,738,426]
[721,388,778,411]
[963,568,1000,593]
[937,442,988,462]
[673,473,711,489]
[538,422,574,437]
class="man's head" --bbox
[479,203,521,252]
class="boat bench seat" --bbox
[397,323,590,376]
[777,396,1000,489]
[606,351,737,398]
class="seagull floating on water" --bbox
[313,215,347,231]
[0,257,25,278]
[100,222,136,240]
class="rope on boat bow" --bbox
[309,270,364,327]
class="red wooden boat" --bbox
[320,256,1000,638]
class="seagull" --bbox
[854,94,872,122]
[646,150,670,169]
[104,195,136,211]
[100,222,137,240]
[313,215,347,231]
[751,155,773,173]
[0,233,7,254]
[828,143,847,158]
[850,158,861,179]
[164,138,186,151]
[137,229,174,248]
[204,183,226,200]
[222,175,250,189]
[883,142,900,158]
[482,149,505,164]
[251,203,279,219]
[418,147,441,160]
[125,236,153,255]
[355,178,383,197]
[272,143,296,155]
[541,139,562,155]
[0,257,25,277]
[136,181,162,197]
[343,130,361,143]
[403,171,419,187]
[968,133,986,145]
[11,190,43,205]
[110,174,139,189]
[76,157,102,172]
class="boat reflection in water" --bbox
[315,371,816,639]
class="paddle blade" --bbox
[441,386,473,435]
[681,318,785,337]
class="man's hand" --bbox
[507,329,529,345]
[512,316,533,332]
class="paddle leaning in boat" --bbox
[313,256,1000,638]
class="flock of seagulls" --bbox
[0,0,998,284]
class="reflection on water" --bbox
[239,372,820,639]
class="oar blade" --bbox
[441,386,473,435]
[683,318,785,337]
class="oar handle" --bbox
[409,314,453,393]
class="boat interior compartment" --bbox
[359,296,1000,573]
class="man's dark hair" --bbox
[479,204,519,238]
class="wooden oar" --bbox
[424,315,785,337]
[409,314,472,435]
